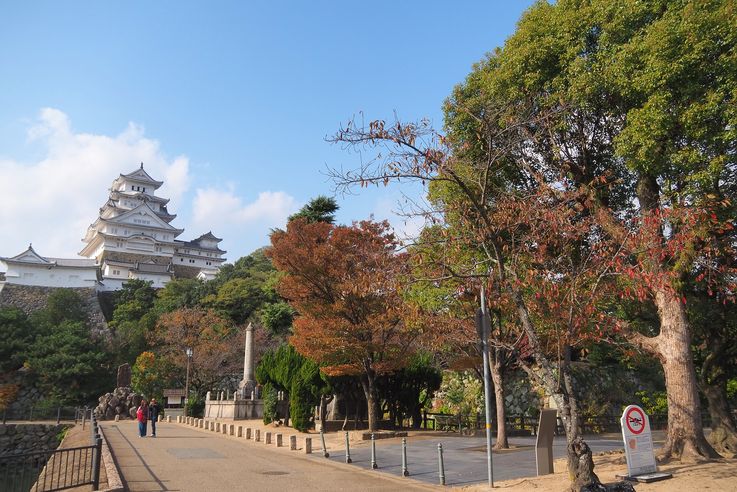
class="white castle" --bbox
[0,164,226,291]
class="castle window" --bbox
[143,187,146,192]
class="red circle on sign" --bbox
[625,407,645,435]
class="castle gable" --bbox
[111,203,181,233]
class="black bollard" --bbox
[402,437,409,476]
[438,442,446,486]
[344,431,352,463]
[370,433,378,469]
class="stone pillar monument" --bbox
[238,323,256,398]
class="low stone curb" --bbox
[98,425,125,492]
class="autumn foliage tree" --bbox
[147,307,242,398]
[268,218,418,431]
[329,1,736,478]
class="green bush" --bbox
[290,378,316,432]
[262,383,278,424]
[635,390,668,415]
[186,394,205,418]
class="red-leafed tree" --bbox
[148,307,244,397]
[268,219,418,432]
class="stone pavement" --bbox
[101,420,435,491]
[325,432,664,486]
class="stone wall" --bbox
[0,284,109,336]
[0,424,70,456]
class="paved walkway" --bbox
[328,433,662,486]
[102,420,434,491]
[104,419,660,490]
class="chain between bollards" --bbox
[320,429,329,458]
[344,431,352,463]
[437,442,446,486]
[370,433,378,469]
[401,437,409,477]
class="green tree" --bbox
[256,343,328,431]
[0,307,37,372]
[288,195,339,224]
[28,320,109,404]
[153,278,207,313]
[31,288,87,330]
[109,280,158,364]
[132,351,176,400]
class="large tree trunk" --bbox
[700,332,737,455]
[361,366,379,432]
[654,290,719,460]
[489,351,509,449]
[703,382,737,455]
[318,394,334,429]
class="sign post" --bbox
[618,404,672,483]
[535,409,557,475]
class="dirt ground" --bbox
[462,451,737,491]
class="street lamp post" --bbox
[184,347,193,417]
[476,286,494,488]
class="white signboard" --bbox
[620,405,657,477]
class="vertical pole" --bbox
[91,437,102,490]
[82,407,87,430]
[344,431,352,463]
[401,437,409,476]
[184,351,191,418]
[437,443,445,486]
[479,285,495,487]
[320,429,329,457]
[370,433,378,469]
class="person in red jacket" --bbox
[137,399,149,438]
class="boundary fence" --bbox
[421,411,704,435]
[0,410,102,492]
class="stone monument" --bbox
[117,363,132,388]
[238,323,256,398]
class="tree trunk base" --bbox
[568,437,601,492]
[570,438,636,492]
[493,440,509,450]
[706,425,737,457]
[660,433,721,462]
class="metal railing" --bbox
[422,411,711,435]
[0,411,102,492]
[2,406,82,424]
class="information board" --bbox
[620,404,657,477]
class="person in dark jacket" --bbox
[149,398,160,437]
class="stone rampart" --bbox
[0,284,109,336]
[0,424,70,456]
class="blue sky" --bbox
[0,1,535,262]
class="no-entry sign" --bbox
[620,404,657,477]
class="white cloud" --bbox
[0,108,191,258]
[191,188,300,257]
[193,187,299,229]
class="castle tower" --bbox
[80,163,226,290]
